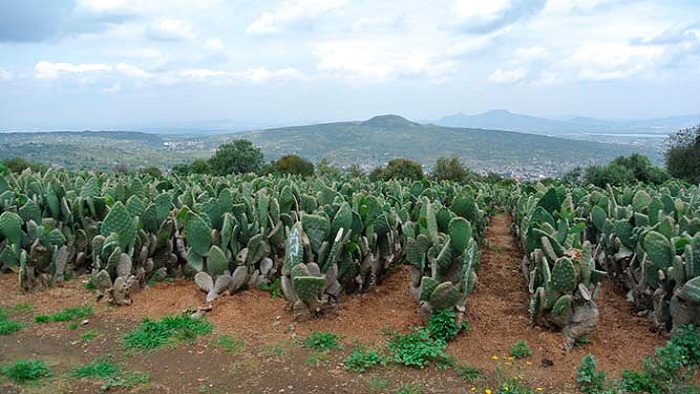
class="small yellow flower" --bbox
[492,355,499,360]
[504,361,512,366]
[470,388,476,392]
[526,361,532,366]
[536,388,543,392]
[485,390,492,394]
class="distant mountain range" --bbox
[434,109,700,136]
[0,114,670,178]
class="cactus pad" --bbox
[293,276,325,303]
[678,276,700,304]
[551,257,577,293]
[642,230,673,269]
[429,281,461,310]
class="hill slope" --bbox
[0,115,661,177]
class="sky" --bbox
[0,0,698,131]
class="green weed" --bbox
[455,362,485,381]
[386,328,447,368]
[211,334,244,353]
[396,382,425,394]
[576,354,607,394]
[73,358,120,378]
[123,314,213,351]
[302,331,342,351]
[427,309,461,342]
[257,278,283,298]
[0,309,24,335]
[100,372,149,391]
[2,359,52,383]
[304,351,332,367]
[509,339,532,359]
[344,345,386,373]
[82,330,99,342]
[34,305,93,323]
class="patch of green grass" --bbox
[123,314,213,351]
[68,322,80,330]
[365,376,390,393]
[82,330,99,342]
[302,331,342,351]
[344,345,386,373]
[211,335,244,353]
[304,351,332,367]
[34,305,93,323]
[262,343,288,357]
[85,277,95,290]
[0,310,24,335]
[454,361,485,381]
[2,359,52,383]
[73,358,120,379]
[10,302,33,313]
[100,371,149,391]
[509,339,532,359]
[396,382,425,394]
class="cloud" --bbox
[35,61,112,79]
[246,0,346,36]
[146,18,195,41]
[0,68,12,81]
[453,0,547,34]
[487,67,528,84]
[559,42,664,81]
[101,83,122,93]
[631,21,700,46]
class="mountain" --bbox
[0,115,663,178]
[436,110,700,136]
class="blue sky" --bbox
[0,0,698,130]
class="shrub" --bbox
[343,345,386,373]
[576,354,607,394]
[386,328,447,368]
[427,309,461,342]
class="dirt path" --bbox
[0,214,666,393]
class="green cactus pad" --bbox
[429,281,461,310]
[632,190,652,213]
[551,294,574,328]
[406,234,431,269]
[185,212,212,257]
[678,276,700,303]
[591,205,607,232]
[291,263,311,278]
[0,211,23,246]
[419,276,440,301]
[448,217,472,253]
[293,275,325,303]
[551,257,577,293]
[207,245,229,277]
[283,222,304,275]
[642,230,673,269]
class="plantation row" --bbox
[508,182,700,344]
[0,169,492,322]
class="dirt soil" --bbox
[0,214,666,394]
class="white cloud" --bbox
[246,0,347,36]
[115,63,149,79]
[101,83,122,93]
[514,46,549,61]
[569,42,664,81]
[0,68,12,80]
[146,18,195,41]
[35,61,112,79]
[453,0,511,21]
[234,67,303,84]
[75,0,143,15]
[487,67,528,84]
[204,38,224,51]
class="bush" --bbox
[208,140,263,175]
[431,156,480,182]
[302,331,342,351]
[427,309,461,342]
[276,154,315,176]
[373,158,424,181]
[576,354,607,394]
[509,339,532,359]
[343,345,386,373]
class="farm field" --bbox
[0,214,669,393]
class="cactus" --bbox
[642,231,673,269]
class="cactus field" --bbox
[0,170,698,392]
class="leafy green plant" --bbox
[123,314,213,351]
[509,340,532,359]
[302,331,342,351]
[257,278,283,298]
[386,328,447,368]
[2,359,52,383]
[576,354,607,394]
[73,358,120,378]
[211,335,244,353]
[34,305,93,323]
[344,345,386,373]
[100,372,149,391]
[427,309,461,342]
[618,370,661,394]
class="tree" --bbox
[666,124,700,184]
[208,139,263,175]
[316,158,340,177]
[2,157,46,173]
[431,156,480,182]
[609,154,668,184]
[276,154,314,176]
[380,158,424,181]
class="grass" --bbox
[262,343,288,357]
[123,314,213,351]
[100,372,150,391]
[304,351,332,367]
[344,345,386,373]
[2,359,52,383]
[396,382,425,394]
[82,330,99,342]
[0,309,24,335]
[34,305,93,323]
[455,362,485,381]
[386,328,447,368]
[365,376,390,393]
[73,358,120,378]
[211,335,244,353]
[301,331,343,351]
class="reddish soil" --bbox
[0,214,666,393]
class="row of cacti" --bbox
[0,169,491,323]
[510,186,605,349]
[509,181,700,337]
